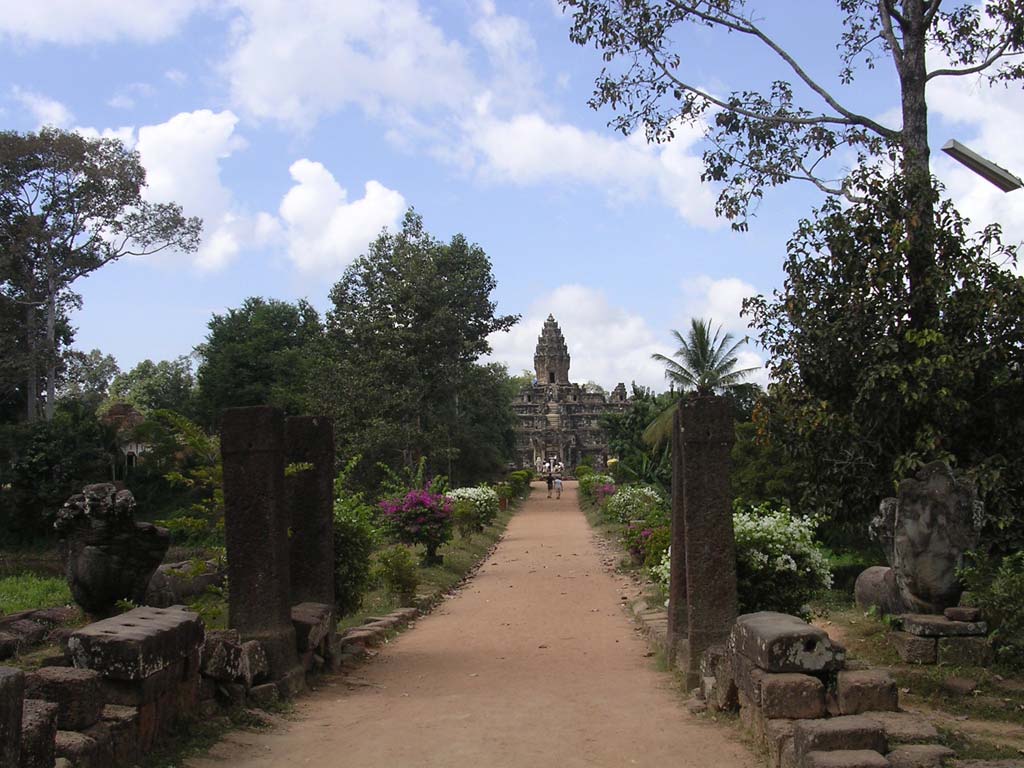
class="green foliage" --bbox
[731,419,801,508]
[604,484,667,526]
[745,170,1024,550]
[107,357,197,417]
[332,456,379,617]
[194,297,321,427]
[574,465,594,480]
[959,552,1024,670]
[452,499,480,540]
[379,489,453,564]
[0,573,71,614]
[314,208,518,490]
[732,502,833,619]
[506,470,532,498]
[59,349,119,412]
[448,486,500,537]
[0,400,116,543]
[372,545,420,602]
[577,472,614,504]
[377,456,448,500]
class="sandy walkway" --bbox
[187,481,755,768]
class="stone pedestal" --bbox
[221,406,300,682]
[667,407,688,657]
[676,396,738,687]
[1,666,25,767]
[285,416,336,609]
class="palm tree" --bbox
[643,318,760,445]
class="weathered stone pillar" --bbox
[666,406,688,658]
[285,415,336,609]
[221,406,301,687]
[1,667,25,767]
[678,396,738,688]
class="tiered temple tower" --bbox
[512,315,631,470]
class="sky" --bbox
[2,0,1023,392]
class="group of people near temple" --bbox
[543,459,564,499]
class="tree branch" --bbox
[878,0,905,69]
[927,40,1020,80]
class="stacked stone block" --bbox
[699,612,957,768]
[888,611,991,667]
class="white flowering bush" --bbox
[447,486,500,531]
[578,473,615,503]
[648,503,832,619]
[734,502,832,619]
[605,485,667,525]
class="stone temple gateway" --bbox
[512,315,630,470]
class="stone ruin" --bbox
[0,406,367,767]
[698,612,955,768]
[55,484,169,618]
[853,462,992,666]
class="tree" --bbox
[563,1,1024,329]
[0,127,201,421]
[60,349,120,412]
[195,297,322,425]
[317,209,518,488]
[108,357,197,417]
[744,170,1024,549]
[644,318,759,444]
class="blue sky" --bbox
[2,1,1022,390]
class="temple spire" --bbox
[534,314,571,384]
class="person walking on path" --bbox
[554,475,563,499]
[546,472,554,498]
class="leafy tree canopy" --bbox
[108,357,197,418]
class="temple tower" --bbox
[534,314,571,385]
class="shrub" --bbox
[578,473,614,503]
[622,522,670,566]
[332,459,379,616]
[452,499,479,540]
[575,465,595,480]
[605,484,667,525]
[507,470,532,497]
[447,486,500,531]
[959,551,1024,670]
[643,526,671,568]
[733,502,832,619]
[494,482,513,503]
[379,488,453,564]
[595,482,617,507]
[372,545,419,602]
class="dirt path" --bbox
[186,481,755,768]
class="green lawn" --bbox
[0,573,71,615]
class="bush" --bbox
[575,465,595,480]
[507,470,532,497]
[494,482,513,504]
[605,484,667,525]
[622,522,670,566]
[959,551,1024,670]
[447,486,499,532]
[578,473,614,503]
[733,502,832,619]
[332,457,379,616]
[643,526,671,568]
[452,499,480,540]
[372,545,419,602]
[379,488,453,564]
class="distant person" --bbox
[554,475,563,499]
[546,472,554,498]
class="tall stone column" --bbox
[221,406,300,685]
[666,406,688,660]
[680,396,738,688]
[285,415,336,608]
[1,667,25,768]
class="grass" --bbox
[0,573,71,615]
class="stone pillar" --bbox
[1,666,25,767]
[666,406,688,659]
[680,396,738,688]
[221,406,300,685]
[285,415,336,608]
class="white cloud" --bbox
[11,86,73,128]
[223,0,474,131]
[164,69,188,86]
[278,159,406,274]
[0,0,203,44]
[133,109,272,271]
[465,109,721,228]
[488,285,666,389]
[930,72,1024,252]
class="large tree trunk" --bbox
[25,302,38,422]
[898,0,938,330]
[45,268,57,420]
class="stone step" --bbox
[804,750,890,768]
[793,716,888,761]
[886,744,956,768]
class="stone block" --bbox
[67,606,204,681]
[1,667,25,768]
[6,620,47,647]
[216,682,247,707]
[248,682,280,708]
[731,650,766,705]
[793,716,888,761]
[29,607,77,627]
[201,630,243,682]
[101,704,140,766]
[19,699,58,768]
[292,602,333,653]
[898,615,987,638]
[99,658,185,706]
[761,673,826,719]
[941,677,977,696]
[804,750,890,768]
[240,640,270,689]
[765,718,797,768]
[730,612,846,673]
[701,644,738,712]
[276,665,306,699]
[79,721,114,766]
[26,667,104,730]
[837,670,899,715]
[860,713,938,745]
[889,632,937,665]
[886,745,956,768]
[855,567,902,616]
[0,631,20,660]
[55,730,104,768]
[943,607,980,623]
[937,637,991,667]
